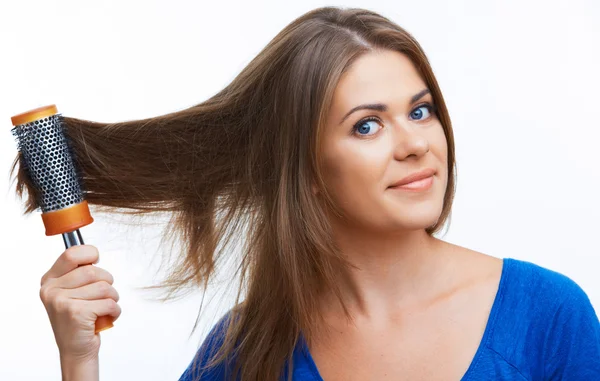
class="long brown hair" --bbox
[10,6,456,380]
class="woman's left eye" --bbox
[410,103,436,120]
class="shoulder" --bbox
[500,258,597,316]
[178,312,235,381]
[493,257,599,331]
[489,258,600,379]
[449,248,597,341]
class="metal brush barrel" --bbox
[11,113,86,246]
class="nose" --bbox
[391,120,430,160]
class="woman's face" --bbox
[319,49,448,233]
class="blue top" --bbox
[179,258,600,380]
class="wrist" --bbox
[60,354,99,381]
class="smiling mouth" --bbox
[388,175,434,192]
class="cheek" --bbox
[433,127,448,169]
[320,139,390,205]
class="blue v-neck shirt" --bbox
[179,258,600,380]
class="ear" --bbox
[311,182,319,196]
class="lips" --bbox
[389,168,436,188]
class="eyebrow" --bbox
[339,88,431,125]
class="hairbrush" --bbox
[10,104,114,334]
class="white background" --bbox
[1,0,599,380]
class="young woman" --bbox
[16,6,599,381]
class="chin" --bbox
[386,204,443,230]
[394,217,440,231]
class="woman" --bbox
[15,6,599,381]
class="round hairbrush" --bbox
[10,105,114,334]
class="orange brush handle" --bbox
[95,316,114,334]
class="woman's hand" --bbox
[39,245,121,362]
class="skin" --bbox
[312,49,504,380]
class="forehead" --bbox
[330,50,427,111]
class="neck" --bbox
[322,221,454,321]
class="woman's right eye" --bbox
[352,117,382,137]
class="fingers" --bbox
[48,264,114,290]
[68,281,120,303]
[85,299,122,321]
[56,298,122,323]
[41,245,100,286]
